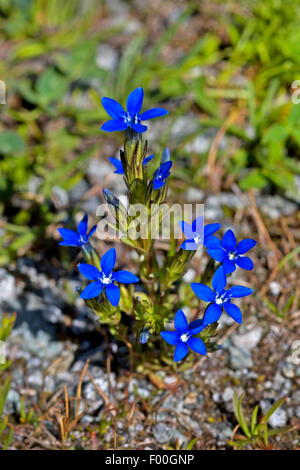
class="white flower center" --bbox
[194,235,202,244]
[228,252,237,261]
[101,274,112,285]
[180,333,189,343]
[215,298,223,305]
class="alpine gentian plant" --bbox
[58,214,96,248]
[101,87,168,133]
[180,217,221,250]
[206,229,256,274]
[58,86,256,365]
[78,248,139,306]
[191,266,253,325]
[161,309,206,361]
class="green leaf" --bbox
[0,131,26,155]
[262,124,289,144]
[287,104,300,126]
[36,68,68,105]
[251,404,259,435]
[233,392,251,439]
[240,169,267,190]
[186,437,198,450]
[259,397,286,427]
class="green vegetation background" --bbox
[0,0,300,265]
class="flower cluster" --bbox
[57,87,256,365]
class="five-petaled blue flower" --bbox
[109,154,154,175]
[191,266,253,325]
[153,147,172,190]
[78,248,139,306]
[58,214,97,248]
[160,309,207,362]
[206,229,256,275]
[100,87,168,133]
[180,217,221,250]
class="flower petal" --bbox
[204,235,221,249]
[101,119,127,132]
[57,228,80,246]
[88,225,97,239]
[80,281,103,299]
[153,179,165,190]
[140,107,168,121]
[221,229,236,251]
[224,302,242,323]
[160,160,172,174]
[105,283,120,306]
[212,266,226,293]
[223,258,236,275]
[78,263,100,280]
[161,147,171,164]
[236,239,257,255]
[204,223,221,238]
[100,247,116,275]
[191,283,215,302]
[59,241,79,247]
[203,303,222,325]
[160,331,180,345]
[126,87,144,115]
[143,153,154,166]
[192,216,203,234]
[181,239,198,250]
[114,270,139,283]
[235,256,254,270]
[174,309,188,333]
[180,220,195,239]
[228,286,253,298]
[188,319,205,335]
[77,214,88,236]
[174,342,188,361]
[109,157,124,174]
[131,122,148,133]
[206,248,225,263]
[101,97,125,119]
[187,337,207,356]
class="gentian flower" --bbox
[152,147,172,190]
[139,327,151,344]
[100,87,168,133]
[180,217,221,250]
[78,247,139,306]
[160,309,207,361]
[58,214,97,247]
[109,153,154,175]
[206,229,256,275]
[191,266,253,325]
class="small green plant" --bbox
[0,313,15,450]
[0,312,16,342]
[228,392,291,450]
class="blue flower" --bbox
[160,309,207,362]
[191,266,253,325]
[139,327,151,344]
[78,247,139,307]
[206,229,256,275]
[58,214,97,247]
[100,87,168,133]
[109,153,154,175]
[180,217,221,250]
[153,147,172,190]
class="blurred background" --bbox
[0,0,299,450]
